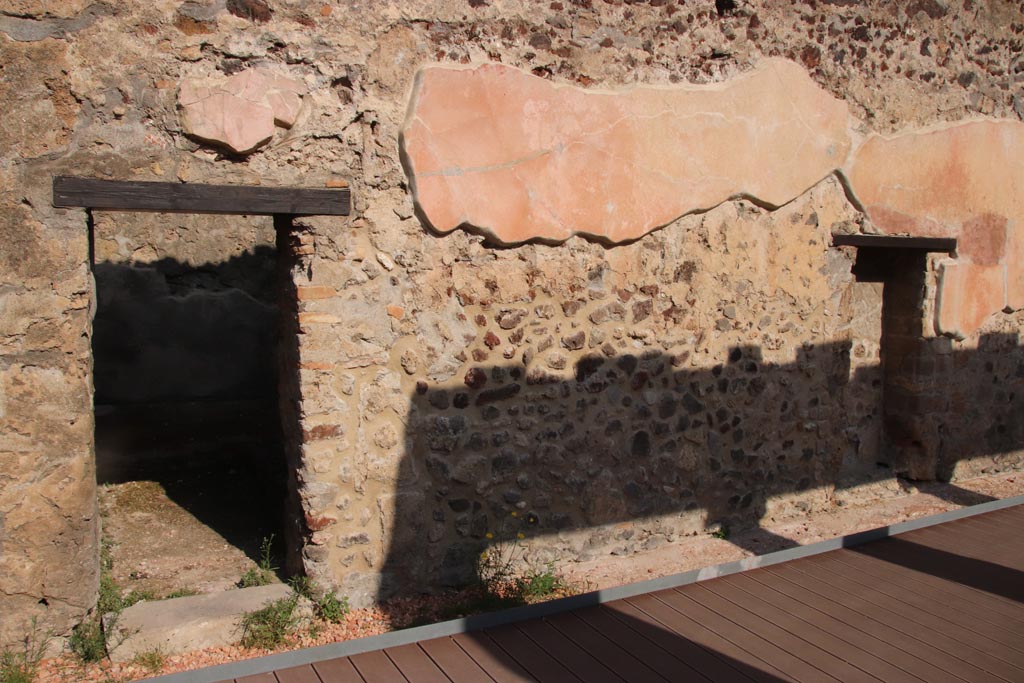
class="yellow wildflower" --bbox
[485,532,494,539]
[517,532,525,539]
[510,511,518,517]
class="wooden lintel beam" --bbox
[831,233,956,252]
[53,176,350,216]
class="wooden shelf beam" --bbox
[53,176,350,216]
[832,233,956,252]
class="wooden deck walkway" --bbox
[219,504,1024,683]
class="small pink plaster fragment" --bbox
[178,80,213,106]
[178,67,306,154]
[223,68,271,103]
[265,90,302,128]
[180,92,275,154]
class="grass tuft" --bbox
[0,619,49,683]
[289,576,349,623]
[132,648,166,674]
[239,596,300,649]
[514,563,566,601]
[238,536,277,588]
[315,590,349,624]
[69,619,106,664]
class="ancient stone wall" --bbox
[2,0,1023,644]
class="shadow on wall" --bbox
[91,248,279,405]
[91,244,296,568]
[377,335,1024,603]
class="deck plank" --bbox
[807,553,1024,651]
[680,583,877,683]
[937,510,1024,536]
[348,650,408,683]
[766,561,1009,682]
[452,632,536,683]
[234,674,278,683]
[384,643,451,683]
[609,595,789,683]
[944,515,1024,550]
[273,665,322,683]
[311,657,364,682]
[788,557,1024,673]
[418,637,497,683]
[652,588,841,683]
[577,604,722,682]
[722,570,950,683]
[544,612,669,683]
[485,624,583,683]
[898,522,1024,567]
[514,619,624,683]
[830,547,1024,624]
[851,537,1024,602]
[897,520,1024,565]
[702,574,923,683]
[744,567,979,683]
[223,505,1024,683]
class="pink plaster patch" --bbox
[959,213,1008,267]
[179,68,306,154]
[846,120,1024,337]
[937,262,1008,339]
[401,58,852,245]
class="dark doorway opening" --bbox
[851,245,945,480]
[53,175,348,601]
[91,213,290,594]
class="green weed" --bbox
[0,619,49,683]
[288,576,349,623]
[97,575,121,615]
[514,564,566,600]
[70,538,156,663]
[476,511,577,603]
[315,590,349,623]
[69,619,106,663]
[237,567,273,588]
[238,536,277,588]
[287,575,314,599]
[132,648,166,674]
[239,596,300,649]
[476,513,531,595]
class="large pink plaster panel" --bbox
[844,120,1024,338]
[401,58,852,245]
